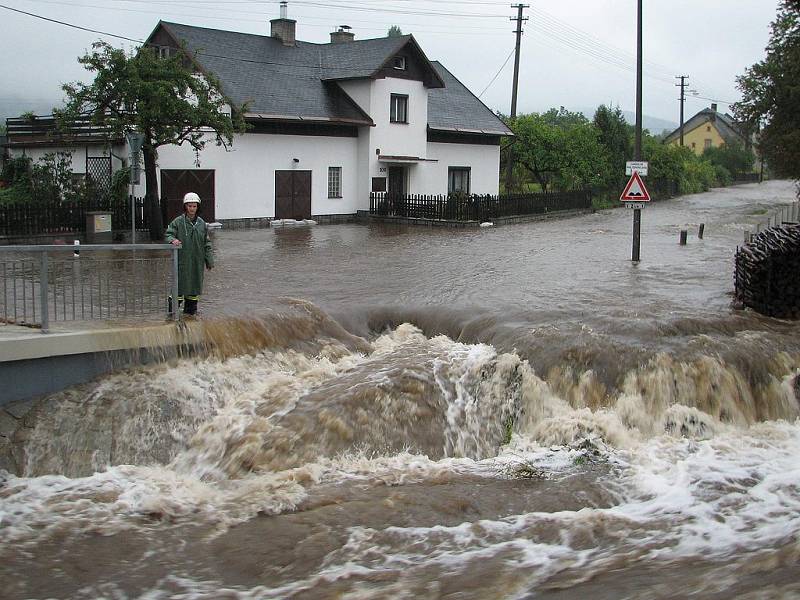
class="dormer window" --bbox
[393,56,407,70]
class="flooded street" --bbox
[2,181,800,599]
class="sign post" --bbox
[125,132,145,244]
[620,169,651,262]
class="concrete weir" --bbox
[0,322,204,408]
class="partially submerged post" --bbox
[679,230,688,245]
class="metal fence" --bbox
[369,190,592,222]
[0,196,155,237]
[0,244,179,332]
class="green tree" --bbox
[387,25,403,37]
[702,141,755,178]
[57,41,247,239]
[593,104,632,190]
[733,1,800,179]
[511,109,609,192]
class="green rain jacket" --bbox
[165,214,214,297]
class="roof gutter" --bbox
[428,125,513,137]
[244,113,373,126]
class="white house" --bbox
[3,115,127,190]
[145,9,512,224]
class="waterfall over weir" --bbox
[4,304,798,480]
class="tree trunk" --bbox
[143,142,163,241]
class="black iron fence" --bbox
[370,190,592,222]
[732,173,761,184]
[0,196,154,237]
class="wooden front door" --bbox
[275,170,312,220]
[160,169,216,223]
[388,166,406,196]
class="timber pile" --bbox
[734,224,800,319]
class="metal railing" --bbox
[0,244,179,332]
[369,191,592,222]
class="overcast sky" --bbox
[0,0,780,126]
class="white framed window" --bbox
[390,94,408,123]
[448,167,471,194]
[393,56,407,70]
[328,166,342,198]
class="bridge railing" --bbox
[0,244,179,332]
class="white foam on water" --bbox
[3,321,800,599]
[607,419,800,558]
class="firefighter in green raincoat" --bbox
[165,192,214,315]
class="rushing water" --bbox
[2,181,800,599]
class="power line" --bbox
[0,3,143,42]
[478,47,514,98]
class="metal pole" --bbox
[40,251,49,333]
[632,0,643,262]
[505,3,529,193]
[131,187,136,244]
[171,247,180,322]
[676,75,687,147]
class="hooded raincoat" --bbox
[165,214,214,297]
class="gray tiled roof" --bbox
[663,107,745,145]
[428,62,512,135]
[161,22,373,124]
[157,22,510,135]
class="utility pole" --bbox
[504,3,529,193]
[631,0,643,262]
[675,75,688,146]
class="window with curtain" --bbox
[390,94,408,123]
[448,167,471,194]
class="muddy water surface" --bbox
[2,181,800,599]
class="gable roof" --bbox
[148,22,508,136]
[428,62,512,136]
[663,107,746,145]
[156,22,373,125]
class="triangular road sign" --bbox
[620,171,651,202]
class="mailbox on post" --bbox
[86,211,113,243]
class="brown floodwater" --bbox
[1,181,799,599]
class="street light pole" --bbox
[632,0,643,262]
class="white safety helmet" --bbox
[183,192,201,204]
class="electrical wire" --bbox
[1,1,738,108]
[0,3,143,41]
[478,47,514,98]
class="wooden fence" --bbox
[0,196,153,237]
[369,191,592,222]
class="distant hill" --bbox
[621,111,678,135]
[572,106,678,136]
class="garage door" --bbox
[275,170,312,220]
[160,170,215,223]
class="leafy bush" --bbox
[29,152,86,204]
[1,156,32,186]
[110,167,131,203]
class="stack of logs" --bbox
[734,223,800,318]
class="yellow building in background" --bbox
[663,103,748,155]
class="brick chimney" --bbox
[271,1,296,46]
[330,25,355,43]
[711,103,718,112]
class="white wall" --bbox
[418,142,501,196]
[9,143,126,175]
[369,78,427,161]
[156,132,359,218]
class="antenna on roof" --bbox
[280,0,288,19]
